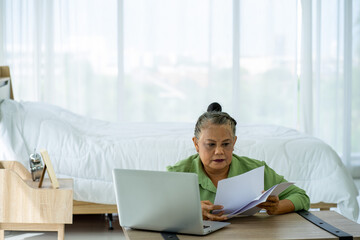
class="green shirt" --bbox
[167,153,310,211]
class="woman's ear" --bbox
[233,136,237,150]
[192,137,199,153]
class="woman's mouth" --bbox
[213,159,225,163]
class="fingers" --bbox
[203,211,227,221]
[202,208,227,221]
[266,196,279,202]
[201,201,224,211]
[258,202,277,208]
[257,195,279,215]
[201,201,227,221]
[258,200,279,208]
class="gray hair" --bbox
[194,111,237,139]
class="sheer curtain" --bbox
[352,0,360,172]
[237,0,298,127]
[0,0,359,172]
[123,0,233,122]
[307,0,360,174]
[1,0,119,121]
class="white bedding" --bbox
[0,99,358,221]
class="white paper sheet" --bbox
[213,166,294,218]
[214,166,264,214]
[227,182,294,218]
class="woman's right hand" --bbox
[201,200,227,221]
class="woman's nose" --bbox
[215,146,224,155]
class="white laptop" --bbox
[112,169,230,235]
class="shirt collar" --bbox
[191,155,217,193]
[227,154,240,178]
[191,154,237,193]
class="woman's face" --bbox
[192,123,237,175]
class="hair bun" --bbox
[207,102,222,112]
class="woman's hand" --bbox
[201,200,227,221]
[257,195,280,214]
[257,196,295,215]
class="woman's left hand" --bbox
[257,196,295,215]
[257,195,280,215]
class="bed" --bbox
[0,66,359,221]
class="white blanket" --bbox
[0,99,358,221]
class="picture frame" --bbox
[38,149,59,189]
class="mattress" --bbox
[0,99,358,221]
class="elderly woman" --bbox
[167,103,310,221]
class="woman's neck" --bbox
[203,166,229,188]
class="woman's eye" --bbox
[223,143,230,146]
[207,143,215,147]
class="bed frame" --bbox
[0,66,337,214]
[0,66,118,215]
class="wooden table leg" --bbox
[0,229,4,240]
[57,224,65,240]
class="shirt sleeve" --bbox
[263,163,310,211]
[166,154,198,173]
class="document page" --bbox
[214,166,264,215]
[213,166,294,218]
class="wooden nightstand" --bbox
[0,161,73,240]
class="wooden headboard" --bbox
[0,66,14,100]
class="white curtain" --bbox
[123,0,233,122]
[236,0,298,127]
[0,0,359,171]
[352,0,360,173]
[306,0,359,174]
[1,0,119,121]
